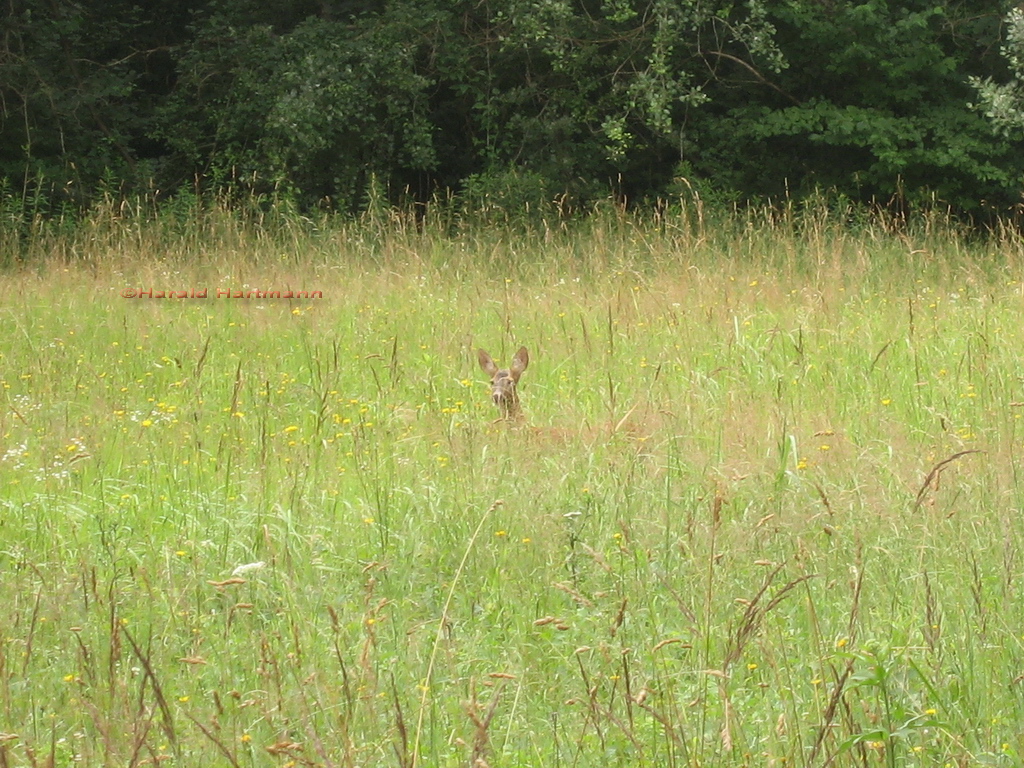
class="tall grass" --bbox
[2,199,1024,766]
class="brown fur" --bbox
[478,347,529,421]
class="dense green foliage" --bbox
[972,9,1024,139]
[2,0,1023,215]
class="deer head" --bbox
[478,346,529,421]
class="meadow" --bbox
[2,200,1024,767]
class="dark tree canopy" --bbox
[1,0,1022,218]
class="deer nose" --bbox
[492,382,513,402]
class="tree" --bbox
[0,0,199,203]
[4,0,1024,217]
[150,0,785,209]
[971,7,1024,136]
[687,0,1024,214]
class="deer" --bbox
[477,346,529,422]
[477,346,647,446]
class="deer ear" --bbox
[478,349,498,376]
[511,346,529,376]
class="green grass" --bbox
[3,202,1024,767]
